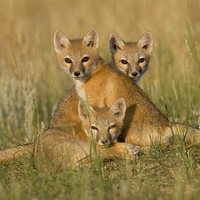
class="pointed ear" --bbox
[82,29,99,48]
[78,100,94,121]
[109,33,125,53]
[78,100,88,121]
[54,31,70,52]
[110,98,126,119]
[137,31,153,54]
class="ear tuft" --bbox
[54,31,70,52]
[83,29,99,48]
[137,31,153,54]
[78,100,94,121]
[78,100,87,121]
[109,33,125,53]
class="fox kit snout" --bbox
[78,98,126,147]
[109,31,153,83]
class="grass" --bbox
[0,0,200,199]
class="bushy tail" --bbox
[0,143,34,162]
[171,122,200,146]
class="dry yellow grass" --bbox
[0,0,200,199]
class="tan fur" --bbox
[109,31,153,83]
[49,87,82,130]
[78,98,126,146]
[54,29,101,82]
[54,29,200,148]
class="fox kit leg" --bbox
[170,123,200,146]
[108,142,142,157]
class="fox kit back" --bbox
[109,31,153,83]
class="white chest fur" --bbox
[75,80,86,100]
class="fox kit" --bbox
[78,98,126,146]
[0,97,137,169]
[50,29,102,128]
[54,29,102,83]
[54,29,200,148]
[34,98,139,171]
[109,31,153,83]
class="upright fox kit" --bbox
[50,29,102,128]
[54,29,200,148]
[109,31,153,83]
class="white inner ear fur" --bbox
[109,33,125,53]
[83,29,99,48]
[138,31,153,53]
[54,31,70,52]
[110,98,126,118]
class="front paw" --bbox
[124,144,142,157]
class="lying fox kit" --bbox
[78,98,126,147]
[54,29,101,83]
[109,31,153,83]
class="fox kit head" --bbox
[109,31,153,83]
[54,29,100,82]
[78,98,126,147]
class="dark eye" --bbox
[82,56,89,62]
[109,125,116,130]
[91,126,98,130]
[138,58,145,63]
[64,58,72,63]
[120,59,128,64]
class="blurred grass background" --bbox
[0,0,200,199]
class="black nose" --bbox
[101,139,109,145]
[74,71,81,77]
[131,72,139,77]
